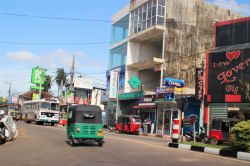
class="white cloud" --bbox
[6,51,39,62]
[2,49,107,96]
[209,0,250,16]
[5,49,86,70]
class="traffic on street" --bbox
[0,121,249,166]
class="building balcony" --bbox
[129,25,165,43]
[127,57,165,71]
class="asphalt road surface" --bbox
[0,122,249,166]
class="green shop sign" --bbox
[118,91,144,100]
[31,67,46,84]
[128,76,141,89]
[31,86,44,90]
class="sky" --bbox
[0,0,250,97]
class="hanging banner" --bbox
[109,70,118,99]
[195,68,204,100]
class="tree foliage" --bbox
[0,97,7,104]
[231,120,250,152]
[55,68,67,88]
[43,75,52,93]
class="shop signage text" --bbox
[118,91,144,100]
[208,48,250,103]
[195,68,204,100]
[165,78,185,88]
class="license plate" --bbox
[48,119,51,122]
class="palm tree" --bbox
[43,75,52,93]
[55,68,68,97]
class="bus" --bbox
[22,98,60,126]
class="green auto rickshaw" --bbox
[67,105,104,146]
[7,104,21,121]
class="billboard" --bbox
[31,67,46,84]
[215,17,250,47]
[74,77,93,90]
[207,47,250,103]
[109,71,118,99]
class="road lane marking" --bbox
[106,135,250,164]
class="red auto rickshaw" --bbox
[116,115,141,134]
[209,118,240,145]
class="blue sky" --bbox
[0,0,249,97]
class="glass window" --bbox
[152,17,156,25]
[158,0,165,6]
[157,16,165,25]
[41,102,50,109]
[152,6,157,17]
[51,103,59,111]
[153,0,157,6]
[129,0,166,35]
[109,43,127,69]
[111,15,129,45]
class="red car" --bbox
[116,115,141,134]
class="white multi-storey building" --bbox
[105,0,241,135]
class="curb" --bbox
[166,142,250,161]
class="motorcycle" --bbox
[184,126,209,143]
[0,110,18,144]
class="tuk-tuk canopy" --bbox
[211,118,240,130]
[68,105,102,124]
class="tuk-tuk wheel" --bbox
[69,138,76,146]
[210,138,219,145]
[98,141,103,147]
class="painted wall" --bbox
[164,0,242,93]
[139,69,160,92]
[139,43,162,61]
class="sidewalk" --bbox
[139,132,171,140]
[166,142,250,161]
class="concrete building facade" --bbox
[105,0,242,135]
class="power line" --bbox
[0,32,215,46]
[0,12,234,24]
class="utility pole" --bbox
[8,81,11,103]
[70,55,75,90]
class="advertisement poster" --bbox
[109,70,118,99]
[207,48,250,103]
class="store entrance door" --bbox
[163,110,171,135]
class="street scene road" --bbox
[0,122,249,166]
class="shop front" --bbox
[133,95,157,134]
[205,17,250,126]
[156,101,179,135]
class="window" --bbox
[111,15,129,45]
[51,103,59,111]
[109,43,127,69]
[41,102,50,109]
[129,0,166,35]
[83,113,95,119]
